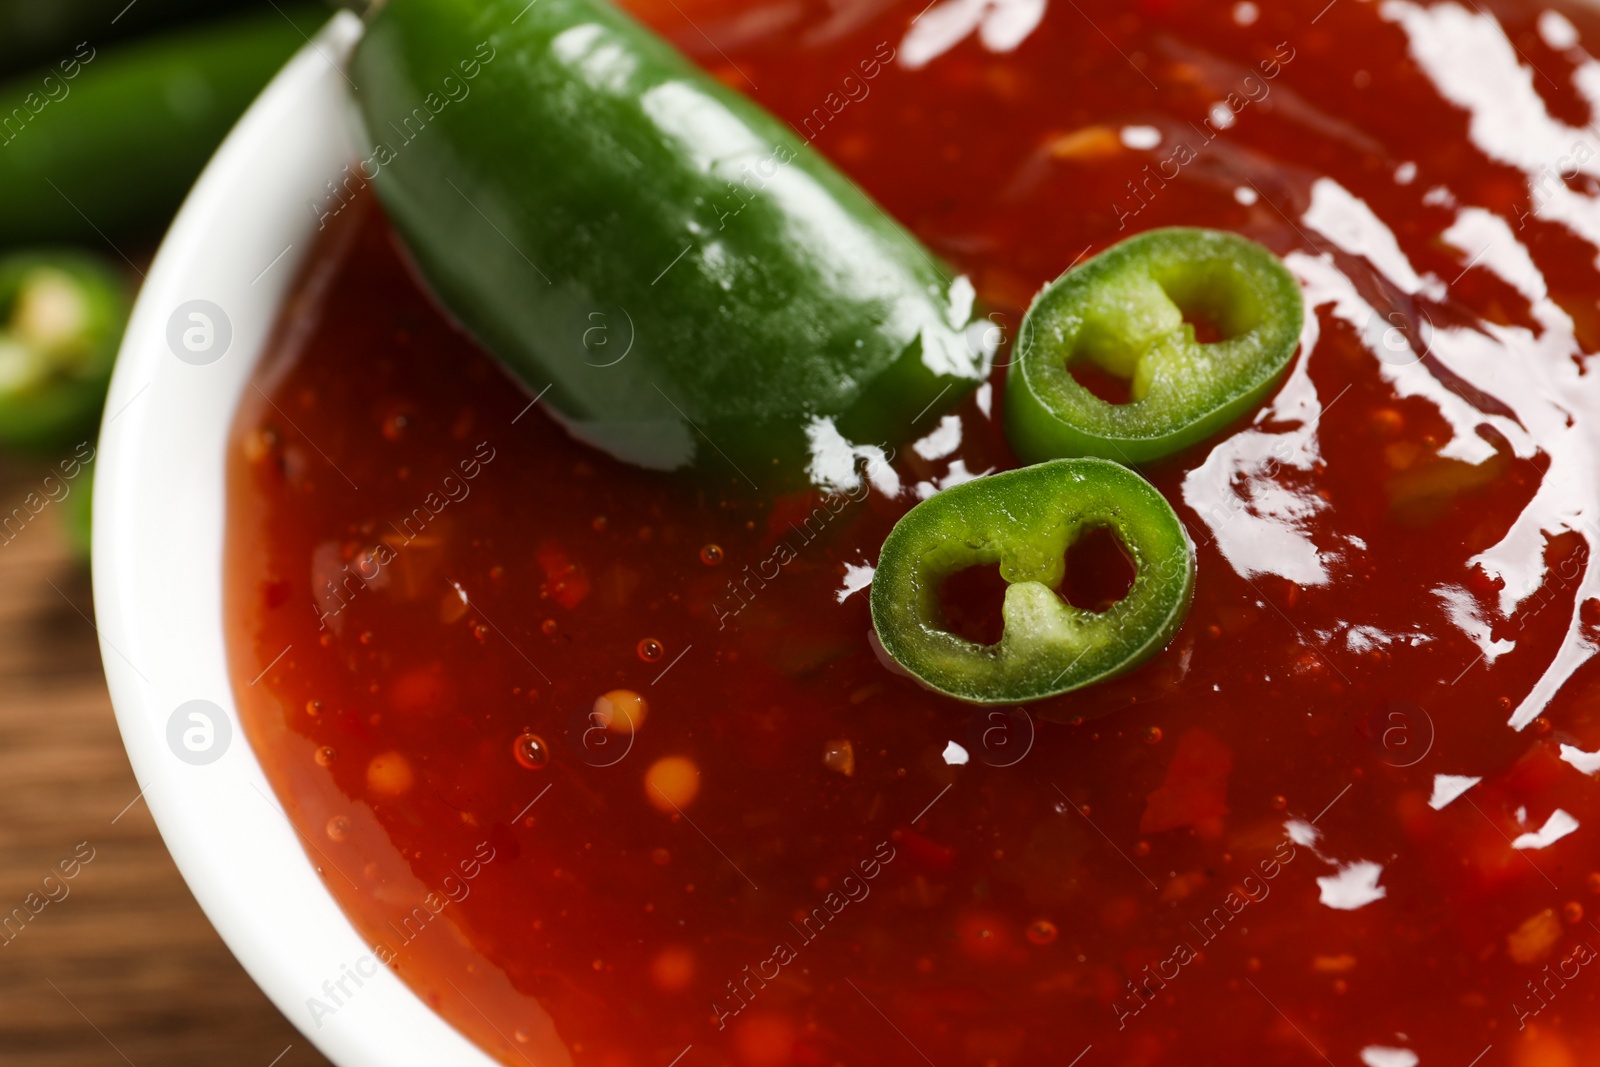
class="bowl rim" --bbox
[90,14,503,1066]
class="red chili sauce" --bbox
[227,0,1600,1063]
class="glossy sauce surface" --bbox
[227,0,1600,1063]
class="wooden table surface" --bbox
[0,454,334,1067]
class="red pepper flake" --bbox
[764,489,823,544]
[261,578,291,609]
[954,912,1013,961]
[1139,727,1233,834]
[536,539,590,610]
[895,826,957,873]
[390,664,445,714]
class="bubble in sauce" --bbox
[650,945,696,992]
[637,638,664,662]
[514,732,551,770]
[366,751,415,797]
[305,699,323,717]
[955,913,1010,960]
[699,544,723,566]
[326,816,351,842]
[243,426,279,462]
[1142,726,1163,744]
[735,1013,797,1067]
[314,746,337,767]
[645,756,700,811]
[1026,919,1058,945]
[594,689,647,735]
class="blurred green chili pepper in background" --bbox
[0,5,326,244]
[0,0,269,78]
[0,251,129,450]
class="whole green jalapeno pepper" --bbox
[349,0,986,480]
[1006,228,1303,466]
[0,251,129,450]
[0,6,326,243]
[870,458,1194,705]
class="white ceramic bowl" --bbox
[91,15,499,1066]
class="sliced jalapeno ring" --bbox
[869,458,1194,705]
[1006,227,1303,465]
